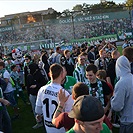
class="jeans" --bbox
[29,94,37,117]
[0,106,12,133]
[4,91,17,107]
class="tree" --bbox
[126,0,133,6]
[61,9,71,17]
[59,2,126,16]
[72,4,83,12]
[43,11,60,20]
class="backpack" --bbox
[48,53,58,65]
[0,78,7,92]
[0,69,15,88]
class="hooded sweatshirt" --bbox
[111,55,133,125]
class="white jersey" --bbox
[3,70,15,93]
[36,82,73,133]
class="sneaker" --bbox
[32,122,43,129]
[112,123,120,128]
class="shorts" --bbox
[4,91,17,107]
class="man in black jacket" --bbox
[24,55,47,129]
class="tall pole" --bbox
[101,2,104,35]
[71,13,75,39]
[102,11,104,35]
[131,5,133,37]
[129,6,133,32]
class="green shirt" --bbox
[47,76,77,94]
[66,123,110,133]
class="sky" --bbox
[0,0,126,18]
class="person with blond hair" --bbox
[94,49,109,71]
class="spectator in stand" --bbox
[0,17,132,43]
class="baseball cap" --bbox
[68,95,104,122]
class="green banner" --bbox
[70,34,117,45]
[44,11,130,25]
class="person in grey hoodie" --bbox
[111,55,133,133]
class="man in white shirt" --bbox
[0,61,19,119]
[35,63,73,133]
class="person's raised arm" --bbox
[52,88,69,125]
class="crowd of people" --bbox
[0,39,133,133]
[0,17,132,44]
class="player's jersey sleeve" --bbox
[36,86,44,107]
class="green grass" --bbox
[117,46,122,55]
[7,94,45,133]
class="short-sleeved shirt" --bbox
[62,76,77,94]
[54,112,74,131]
[66,123,111,133]
[36,82,73,133]
[47,76,77,94]
[3,70,15,93]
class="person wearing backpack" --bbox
[0,61,19,120]
[48,46,62,65]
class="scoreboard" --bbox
[20,13,42,24]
